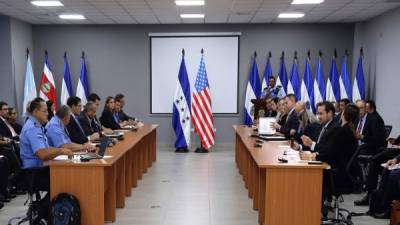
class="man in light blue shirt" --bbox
[45,105,95,152]
[20,98,73,169]
[261,76,285,99]
[19,97,73,223]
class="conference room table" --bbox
[47,124,157,225]
[233,125,327,225]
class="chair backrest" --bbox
[346,145,363,185]
[385,125,393,139]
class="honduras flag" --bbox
[244,54,261,126]
[339,53,352,101]
[314,52,326,108]
[76,52,89,105]
[326,51,340,102]
[22,50,36,115]
[261,52,272,97]
[60,52,74,105]
[301,54,314,112]
[352,49,365,102]
[277,52,288,95]
[288,54,301,101]
[172,52,191,150]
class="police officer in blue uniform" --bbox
[20,97,73,222]
[45,105,95,152]
[261,76,285,99]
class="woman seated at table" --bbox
[100,96,128,130]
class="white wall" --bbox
[353,7,400,136]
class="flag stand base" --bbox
[195,147,208,153]
[175,148,189,153]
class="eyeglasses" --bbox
[1,108,9,111]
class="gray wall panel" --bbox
[32,23,354,144]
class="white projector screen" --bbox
[150,35,239,114]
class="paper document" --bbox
[258,117,276,135]
[53,155,70,161]
[381,163,400,170]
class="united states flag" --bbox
[192,56,215,150]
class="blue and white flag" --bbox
[60,52,74,105]
[326,52,340,102]
[352,50,365,102]
[244,56,261,126]
[289,56,301,101]
[277,52,288,95]
[339,53,352,101]
[172,54,191,149]
[314,53,326,108]
[76,52,89,105]
[301,55,314,112]
[261,53,272,97]
[22,51,36,115]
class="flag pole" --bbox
[195,47,210,153]
[26,48,29,59]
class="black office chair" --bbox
[357,125,393,189]
[8,167,47,225]
[322,146,363,225]
[384,125,393,140]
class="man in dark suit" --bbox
[272,94,299,138]
[334,98,350,124]
[115,94,135,122]
[355,100,386,155]
[88,93,113,134]
[293,101,339,153]
[366,100,385,125]
[0,102,19,141]
[66,96,98,144]
[78,102,100,136]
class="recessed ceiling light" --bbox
[180,14,205,18]
[278,13,305,18]
[31,1,63,7]
[175,0,205,6]
[291,0,324,4]
[59,14,86,20]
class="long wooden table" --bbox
[234,125,326,225]
[48,124,157,225]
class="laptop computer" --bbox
[80,136,110,160]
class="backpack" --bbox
[49,193,81,225]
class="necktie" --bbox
[64,127,70,136]
[357,117,364,134]
[317,126,326,144]
[73,116,85,135]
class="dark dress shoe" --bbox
[0,195,10,203]
[0,201,4,209]
[354,193,369,206]
[3,191,16,199]
[374,210,391,219]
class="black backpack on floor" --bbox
[49,193,81,225]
